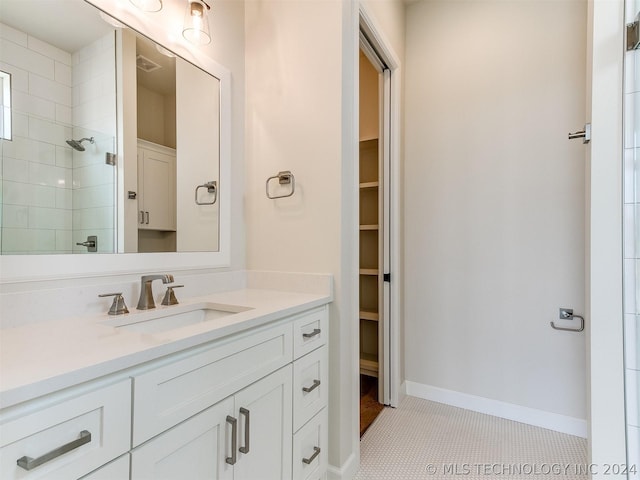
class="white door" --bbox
[130,397,234,480]
[233,366,292,480]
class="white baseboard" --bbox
[327,452,359,480]
[405,381,587,438]
[398,380,407,406]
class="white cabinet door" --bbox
[233,366,292,480]
[137,143,176,231]
[131,397,234,480]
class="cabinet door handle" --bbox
[302,379,321,393]
[302,446,321,465]
[225,416,237,465]
[302,328,321,339]
[145,211,149,224]
[239,407,250,454]
[17,430,92,471]
[139,210,144,224]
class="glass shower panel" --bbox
[624,0,640,471]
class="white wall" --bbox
[404,0,588,426]
[244,0,349,470]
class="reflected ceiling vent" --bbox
[136,54,162,73]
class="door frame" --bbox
[358,5,402,408]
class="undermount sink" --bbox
[101,303,253,334]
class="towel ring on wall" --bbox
[195,181,217,205]
[266,171,295,199]
[550,308,584,332]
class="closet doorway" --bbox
[358,33,391,435]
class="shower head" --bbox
[66,137,95,152]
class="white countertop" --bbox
[0,288,331,410]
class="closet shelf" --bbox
[360,354,379,378]
[359,181,379,189]
[359,224,379,231]
[360,311,379,321]
[359,268,379,276]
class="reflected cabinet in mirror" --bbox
[0,0,221,255]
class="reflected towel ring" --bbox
[195,181,217,205]
[266,171,295,199]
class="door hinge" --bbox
[383,273,391,282]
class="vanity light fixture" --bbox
[130,0,163,13]
[183,0,212,46]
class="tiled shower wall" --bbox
[625,0,640,469]
[71,32,116,254]
[0,22,73,253]
[0,24,116,254]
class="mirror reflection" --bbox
[0,0,220,255]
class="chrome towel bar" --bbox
[266,171,295,199]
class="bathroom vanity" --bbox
[0,287,330,480]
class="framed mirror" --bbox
[0,0,231,280]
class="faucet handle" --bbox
[99,293,130,315]
[161,285,184,306]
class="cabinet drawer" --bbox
[80,454,130,479]
[293,346,328,432]
[133,322,292,446]
[293,307,328,359]
[292,408,328,480]
[0,379,131,480]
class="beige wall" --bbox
[404,0,588,420]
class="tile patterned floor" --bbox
[355,396,588,480]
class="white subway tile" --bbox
[0,61,28,92]
[627,369,640,427]
[29,162,71,187]
[627,315,640,371]
[12,91,56,120]
[2,180,29,206]
[28,117,67,147]
[27,35,71,66]
[55,187,72,210]
[1,135,30,161]
[29,73,72,106]
[29,206,71,230]
[55,145,73,168]
[54,61,72,87]
[2,204,28,227]
[625,259,638,314]
[0,156,28,182]
[626,92,640,149]
[73,184,115,210]
[55,104,72,125]
[0,38,54,79]
[626,50,640,95]
[1,228,55,253]
[73,163,115,188]
[0,23,27,46]
[55,229,72,251]
[628,426,640,471]
[626,204,636,259]
[73,206,114,231]
[12,112,28,138]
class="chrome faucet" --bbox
[137,274,174,310]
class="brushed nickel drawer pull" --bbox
[302,328,321,339]
[302,379,321,393]
[239,407,250,454]
[225,416,237,465]
[302,446,321,465]
[17,430,92,471]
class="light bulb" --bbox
[183,1,211,45]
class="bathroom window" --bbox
[0,70,11,140]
